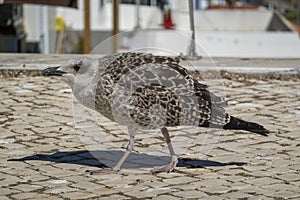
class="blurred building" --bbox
[0,0,77,53]
[0,4,26,52]
[1,0,300,58]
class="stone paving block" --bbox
[275,173,300,182]
[246,195,274,200]
[45,186,79,194]
[236,185,271,196]
[11,183,44,192]
[162,176,197,185]
[11,192,59,200]
[19,174,49,183]
[124,189,159,199]
[86,187,121,196]
[108,185,140,194]
[63,175,95,184]
[261,183,300,193]
[0,196,10,200]
[169,183,200,191]
[142,179,171,189]
[60,191,99,199]
[71,181,102,190]
[1,143,26,150]
[229,181,253,190]
[0,176,23,187]
[243,177,283,186]
[33,179,68,189]
[242,165,272,173]
[95,176,139,188]
[199,185,232,195]
[98,194,130,200]
[218,191,253,199]
[268,190,300,199]
[173,190,209,198]
[145,187,178,197]
[53,163,86,171]
[190,176,229,187]
[156,194,180,200]
[0,188,20,195]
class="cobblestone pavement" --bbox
[0,73,299,199]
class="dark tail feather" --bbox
[223,116,269,136]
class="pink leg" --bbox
[87,128,135,175]
[150,127,178,174]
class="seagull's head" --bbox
[42,57,93,87]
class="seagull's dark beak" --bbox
[42,66,66,76]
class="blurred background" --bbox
[0,0,300,58]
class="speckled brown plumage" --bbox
[93,52,230,130]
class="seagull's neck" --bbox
[72,74,96,110]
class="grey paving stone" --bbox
[162,176,196,185]
[218,191,253,199]
[71,181,102,190]
[60,191,99,199]
[268,190,300,199]
[0,176,23,187]
[246,195,274,200]
[173,190,209,198]
[0,187,19,195]
[45,186,78,194]
[99,194,131,200]
[261,183,300,193]
[85,187,120,196]
[275,173,300,182]
[199,185,232,195]
[156,194,180,200]
[12,192,60,200]
[0,196,10,200]
[243,177,283,186]
[236,185,271,196]
[11,184,43,192]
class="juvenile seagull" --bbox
[42,52,269,174]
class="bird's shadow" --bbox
[8,150,246,170]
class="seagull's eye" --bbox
[73,64,80,72]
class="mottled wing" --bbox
[96,52,229,128]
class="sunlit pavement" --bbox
[0,55,299,199]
